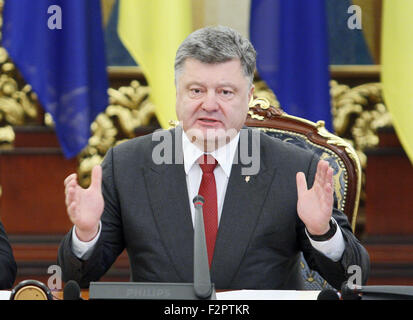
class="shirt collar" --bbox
[182,130,240,178]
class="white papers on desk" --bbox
[0,291,11,300]
[217,290,320,300]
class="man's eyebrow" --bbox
[185,81,238,89]
[217,82,237,88]
[186,81,205,87]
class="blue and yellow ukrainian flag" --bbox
[381,0,413,165]
[117,0,192,129]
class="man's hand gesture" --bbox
[64,165,104,242]
[296,160,334,236]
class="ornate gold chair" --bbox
[246,97,362,289]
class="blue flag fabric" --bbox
[2,0,109,158]
[250,0,332,131]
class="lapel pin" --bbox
[245,176,250,183]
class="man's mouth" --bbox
[198,117,220,123]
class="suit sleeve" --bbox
[298,153,370,290]
[0,221,17,289]
[58,148,125,288]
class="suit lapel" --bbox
[143,127,194,282]
[211,129,276,288]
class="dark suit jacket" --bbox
[0,220,17,289]
[58,127,370,290]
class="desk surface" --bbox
[2,287,320,300]
[51,289,320,300]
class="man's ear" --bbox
[175,80,178,98]
[248,84,255,103]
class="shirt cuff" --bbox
[71,221,102,260]
[305,218,345,262]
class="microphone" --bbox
[317,289,340,300]
[340,282,361,300]
[341,282,413,300]
[88,195,216,300]
[63,280,83,300]
[193,195,213,299]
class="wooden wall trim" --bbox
[330,64,380,77]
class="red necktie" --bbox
[198,154,218,267]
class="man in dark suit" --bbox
[0,220,17,289]
[58,26,369,290]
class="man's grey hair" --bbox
[175,25,256,85]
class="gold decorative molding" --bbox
[330,81,391,168]
[249,78,391,171]
[77,80,155,187]
[248,80,283,121]
[252,80,280,109]
[0,0,39,147]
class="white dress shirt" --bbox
[182,130,240,227]
[72,130,345,262]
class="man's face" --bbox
[175,58,254,150]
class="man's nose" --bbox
[201,91,219,112]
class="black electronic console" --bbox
[341,282,413,300]
[89,195,216,300]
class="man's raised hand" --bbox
[64,165,104,242]
[296,160,334,236]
